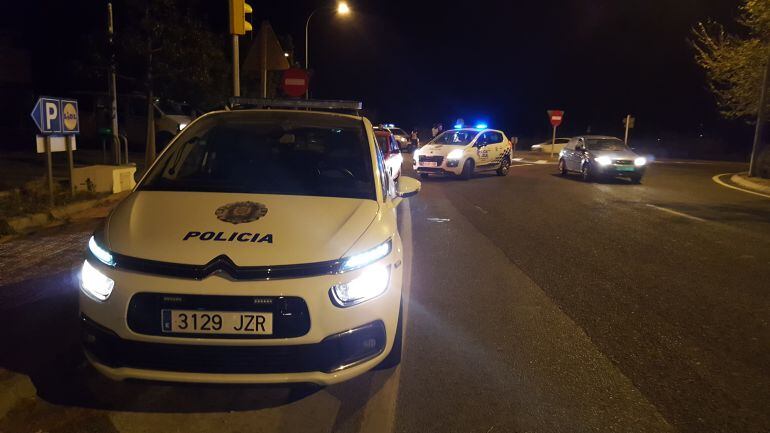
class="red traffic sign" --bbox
[548,110,564,127]
[282,68,309,97]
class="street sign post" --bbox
[282,68,309,97]
[623,115,635,145]
[547,110,565,158]
[30,97,80,203]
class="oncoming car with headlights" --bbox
[413,127,512,179]
[557,135,647,183]
[79,100,421,385]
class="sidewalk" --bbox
[730,173,770,195]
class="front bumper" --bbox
[413,157,463,176]
[595,164,645,177]
[78,248,402,385]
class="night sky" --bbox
[6,0,750,146]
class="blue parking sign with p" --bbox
[31,97,62,134]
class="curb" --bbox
[730,173,770,195]
[0,192,128,235]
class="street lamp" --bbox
[304,1,351,97]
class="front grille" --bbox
[104,251,340,281]
[614,160,633,165]
[82,316,386,374]
[127,293,310,339]
[419,155,444,165]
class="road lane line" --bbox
[509,163,534,167]
[512,157,523,161]
[646,204,706,222]
[712,173,770,199]
[474,205,489,214]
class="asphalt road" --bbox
[1,156,768,433]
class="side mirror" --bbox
[395,176,421,200]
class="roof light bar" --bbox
[228,97,362,111]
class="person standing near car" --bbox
[431,124,439,138]
[410,129,420,150]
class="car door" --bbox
[561,139,576,170]
[568,138,585,171]
[474,132,492,166]
[487,132,505,165]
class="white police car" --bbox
[79,99,420,385]
[413,126,512,179]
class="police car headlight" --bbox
[331,264,390,307]
[340,239,392,272]
[634,156,647,166]
[88,236,115,266]
[447,149,464,160]
[595,156,612,166]
[80,260,115,302]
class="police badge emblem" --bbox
[215,201,268,224]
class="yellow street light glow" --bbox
[337,2,351,15]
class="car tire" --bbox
[496,157,510,176]
[581,163,593,182]
[377,300,403,369]
[630,175,643,184]
[419,173,430,179]
[461,159,474,180]
[558,159,567,176]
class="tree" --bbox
[692,0,770,177]
[117,0,228,166]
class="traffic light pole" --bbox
[232,35,240,97]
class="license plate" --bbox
[421,161,438,167]
[161,309,273,335]
[617,166,635,172]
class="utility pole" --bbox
[749,44,770,178]
[107,3,120,165]
[624,115,631,145]
[229,0,253,98]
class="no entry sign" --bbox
[548,110,564,127]
[282,68,309,97]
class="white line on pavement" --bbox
[535,160,547,164]
[512,157,523,161]
[509,163,535,167]
[474,205,488,214]
[646,204,707,223]
[712,173,770,199]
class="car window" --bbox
[488,132,503,144]
[585,138,627,151]
[375,135,390,154]
[374,136,389,200]
[564,140,575,150]
[390,137,400,153]
[391,128,407,136]
[432,130,478,145]
[140,112,376,200]
[557,138,570,144]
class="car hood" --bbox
[418,144,465,156]
[588,149,639,160]
[104,191,379,266]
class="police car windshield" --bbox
[432,130,478,145]
[139,112,376,200]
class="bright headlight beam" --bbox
[595,156,612,166]
[634,156,647,166]
[331,264,390,307]
[80,260,115,301]
[89,236,115,266]
[447,149,464,160]
[341,240,392,272]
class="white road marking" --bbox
[535,160,547,164]
[512,157,523,162]
[646,204,706,222]
[426,217,451,223]
[712,173,770,199]
[474,205,489,214]
[509,163,534,167]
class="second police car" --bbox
[413,126,513,179]
[79,99,420,385]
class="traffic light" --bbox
[229,0,253,36]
